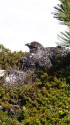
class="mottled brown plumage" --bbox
[21,41,68,70]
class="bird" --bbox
[25,41,45,53]
[21,41,52,70]
[21,41,68,71]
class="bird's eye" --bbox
[30,46,37,49]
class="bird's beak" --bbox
[25,43,31,47]
[25,43,28,46]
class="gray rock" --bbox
[5,69,34,86]
[0,106,3,110]
[0,70,5,77]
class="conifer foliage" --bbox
[54,0,70,46]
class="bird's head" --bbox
[25,41,45,53]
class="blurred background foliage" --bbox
[54,0,70,47]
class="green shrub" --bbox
[0,45,70,125]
